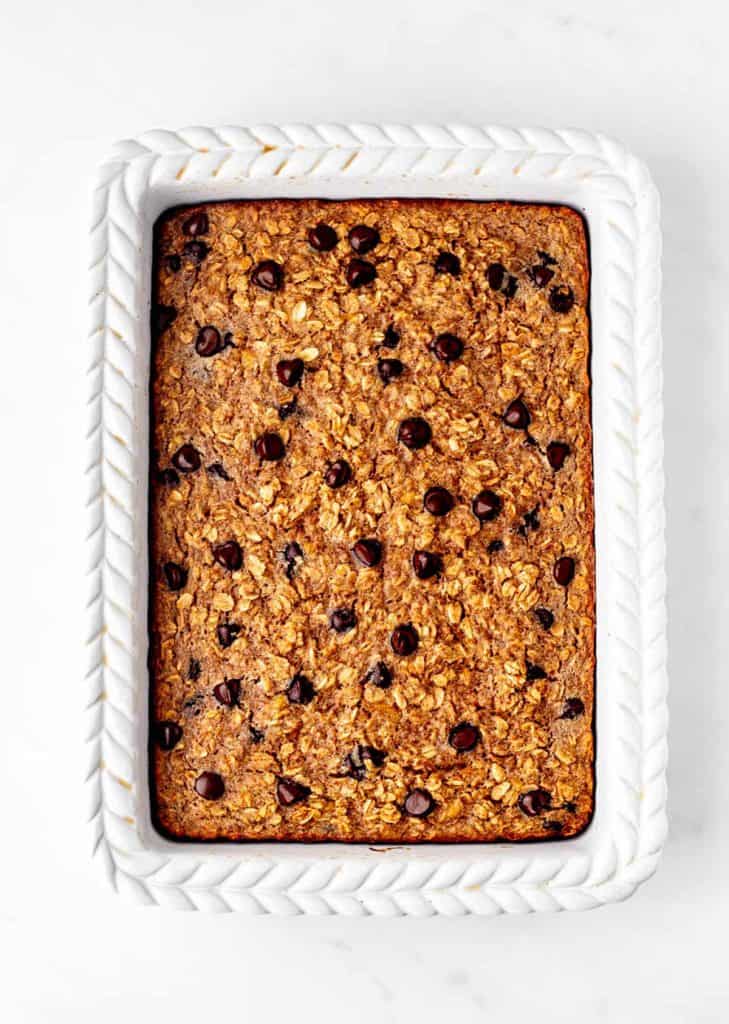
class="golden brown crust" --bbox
[149,199,594,843]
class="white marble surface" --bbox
[0,0,727,1019]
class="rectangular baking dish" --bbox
[85,124,667,915]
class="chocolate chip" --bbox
[486,263,505,291]
[528,264,554,288]
[287,673,315,704]
[276,777,311,807]
[487,539,504,554]
[352,538,383,568]
[188,658,201,681]
[448,722,480,752]
[503,275,518,300]
[330,608,356,633]
[195,771,224,800]
[253,432,285,461]
[166,254,181,272]
[412,550,443,580]
[346,258,376,287]
[251,260,283,291]
[157,467,180,486]
[278,399,298,420]
[534,607,554,631]
[547,441,571,470]
[398,417,431,450]
[382,324,400,348]
[276,358,304,387]
[183,240,208,263]
[213,540,243,571]
[249,725,265,744]
[153,304,177,335]
[348,224,380,254]
[364,662,392,689]
[544,820,564,833]
[283,541,303,579]
[213,679,241,707]
[435,251,461,276]
[308,222,338,251]
[217,623,241,648]
[403,788,435,818]
[554,556,575,586]
[503,398,531,430]
[526,661,547,680]
[518,788,552,817]
[423,486,454,517]
[183,211,209,236]
[163,561,187,591]
[172,444,201,473]
[472,490,502,523]
[390,623,418,656]
[377,358,404,384]
[538,250,557,266]
[154,721,182,750]
[195,325,223,357]
[324,459,352,489]
[549,285,575,314]
[561,697,585,720]
[361,745,386,766]
[207,462,231,480]
[431,333,464,363]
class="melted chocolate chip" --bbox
[183,211,209,237]
[345,744,387,779]
[213,679,241,707]
[251,260,283,291]
[472,490,502,523]
[544,819,564,833]
[352,538,383,568]
[330,608,356,633]
[526,661,547,680]
[195,771,224,800]
[487,539,504,554]
[518,788,552,817]
[431,332,464,363]
[163,561,187,591]
[528,264,554,288]
[195,325,223,357]
[157,467,180,486]
[554,556,576,586]
[412,550,443,580]
[308,222,338,251]
[153,304,177,335]
[398,417,431,450]
[390,623,419,656]
[503,275,518,300]
[287,673,315,705]
[517,507,540,537]
[346,258,377,287]
[561,697,585,720]
[166,254,181,272]
[348,224,380,254]
[207,462,231,480]
[276,358,304,387]
[249,725,265,744]
[183,694,204,716]
[382,324,400,348]
[213,540,243,571]
[547,441,571,470]
[534,607,554,631]
[503,398,531,430]
[403,788,435,818]
[377,357,404,384]
[276,777,311,807]
[448,722,481,752]
[538,250,557,266]
[278,399,298,420]
[217,623,241,648]
[423,486,455,517]
[183,240,208,263]
[364,662,392,689]
[324,459,352,489]
[172,444,201,473]
[154,721,182,750]
[549,285,575,314]
[188,658,201,681]
[254,432,285,462]
[283,541,303,579]
[486,263,505,291]
[434,251,461,276]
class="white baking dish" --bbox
[85,124,667,915]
